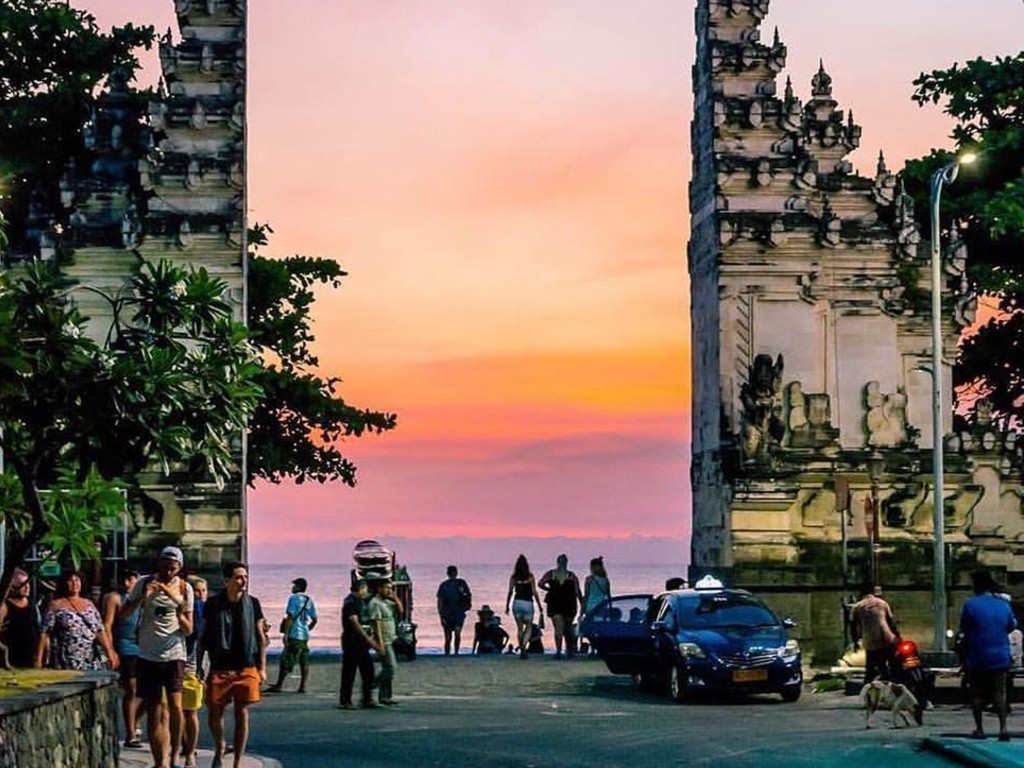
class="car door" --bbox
[580,594,655,675]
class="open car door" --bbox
[579,594,655,676]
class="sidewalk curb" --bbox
[117,747,283,768]
[920,737,1023,768]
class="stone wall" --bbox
[0,672,119,768]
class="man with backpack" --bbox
[436,565,471,655]
[268,577,318,693]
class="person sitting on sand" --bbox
[472,606,509,655]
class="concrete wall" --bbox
[0,672,119,768]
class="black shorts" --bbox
[137,658,186,701]
[118,654,139,684]
[968,668,1009,706]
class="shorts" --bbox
[137,658,185,702]
[207,668,262,707]
[181,671,205,711]
[280,637,310,673]
[118,654,139,684]
[968,668,1009,706]
[512,599,535,621]
[440,612,466,631]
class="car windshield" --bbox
[675,593,778,629]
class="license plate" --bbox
[732,668,768,683]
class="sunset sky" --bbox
[79,1,1023,565]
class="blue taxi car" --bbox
[579,579,802,702]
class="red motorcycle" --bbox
[892,638,935,711]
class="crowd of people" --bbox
[0,550,262,768]
[8,551,1021,755]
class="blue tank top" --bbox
[113,589,141,656]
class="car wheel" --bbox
[668,665,687,703]
[780,684,802,703]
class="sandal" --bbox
[123,737,143,749]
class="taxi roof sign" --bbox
[694,574,725,590]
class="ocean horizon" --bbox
[249,559,690,654]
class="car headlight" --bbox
[678,642,706,659]
[779,639,800,660]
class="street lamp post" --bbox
[928,153,975,652]
[867,451,884,590]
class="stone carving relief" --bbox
[190,101,208,130]
[817,198,841,247]
[784,381,838,449]
[201,43,215,73]
[710,0,770,20]
[753,159,772,186]
[810,60,832,98]
[864,381,908,448]
[781,77,801,131]
[121,204,142,249]
[177,219,194,250]
[892,180,920,260]
[182,159,200,189]
[739,353,785,465]
[872,151,897,206]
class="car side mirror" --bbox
[782,618,797,629]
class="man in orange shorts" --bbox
[200,562,267,768]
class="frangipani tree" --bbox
[0,258,262,596]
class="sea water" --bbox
[247,561,687,654]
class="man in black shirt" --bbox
[199,562,267,768]
[339,575,379,709]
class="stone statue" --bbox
[976,397,994,427]
[865,381,908,447]
[785,381,838,449]
[121,205,142,249]
[786,381,808,433]
[740,353,784,464]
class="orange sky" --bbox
[80,1,1023,565]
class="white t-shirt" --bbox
[129,575,194,662]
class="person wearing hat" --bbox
[268,577,318,693]
[120,545,195,768]
[472,605,509,655]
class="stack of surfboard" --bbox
[352,539,393,582]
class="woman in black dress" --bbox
[539,554,583,658]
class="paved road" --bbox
[226,655,1007,767]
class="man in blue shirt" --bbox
[268,577,318,693]
[960,569,1017,741]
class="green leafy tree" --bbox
[902,52,1024,428]
[0,259,262,596]
[0,0,154,255]
[246,224,397,486]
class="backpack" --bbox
[457,580,472,611]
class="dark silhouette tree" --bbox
[901,52,1024,429]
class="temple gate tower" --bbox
[57,0,248,572]
[689,0,1024,661]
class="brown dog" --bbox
[861,680,923,729]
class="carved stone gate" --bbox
[688,0,1024,663]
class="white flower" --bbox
[63,323,81,339]
[171,281,187,298]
